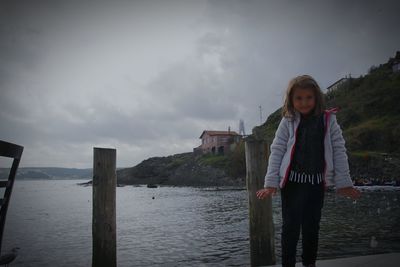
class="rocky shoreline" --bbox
[116,152,245,187]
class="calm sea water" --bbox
[2,180,400,266]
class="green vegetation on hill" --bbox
[252,108,282,143]
[198,154,230,168]
[327,58,400,154]
[117,148,246,186]
[198,140,246,178]
[252,51,400,179]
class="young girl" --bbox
[256,75,361,267]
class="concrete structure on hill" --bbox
[193,129,241,155]
[392,60,400,72]
[388,51,400,73]
[327,75,351,94]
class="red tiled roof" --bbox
[199,130,239,139]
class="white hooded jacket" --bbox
[264,108,354,189]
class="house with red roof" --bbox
[193,129,241,155]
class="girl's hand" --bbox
[337,186,361,200]
[256,187,277,200]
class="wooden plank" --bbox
[245,136,275,266]
[0,151,22,255]
[0,140,24,159]
[92,147,116,267]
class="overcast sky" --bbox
[0,0,399,168]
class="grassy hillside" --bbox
[329,76,400,154]
[117,143,247,186]
[252,51,400,179]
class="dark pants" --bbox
[281,181,324,267]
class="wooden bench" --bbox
[0,140,23,255]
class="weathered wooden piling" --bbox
[245,136,275,266]
[92,147,117,267]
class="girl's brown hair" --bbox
[282,75,325,118]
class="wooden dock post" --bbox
[92,147,117,267]
[245,136,275,266]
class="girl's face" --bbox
[292,87,316,115]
